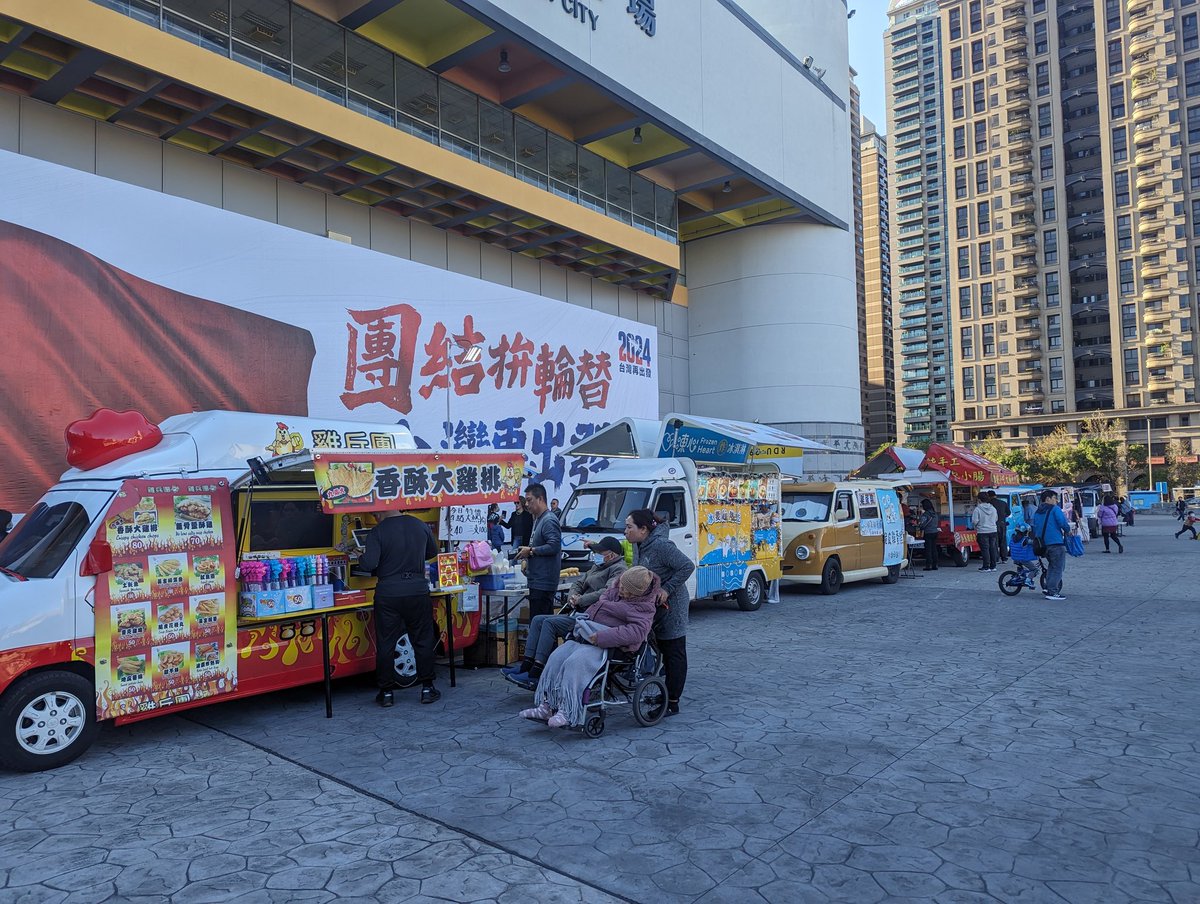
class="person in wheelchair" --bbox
[520,566,659,729]
[502,537,626,687]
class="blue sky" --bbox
[848,3,889,131]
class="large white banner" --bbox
[0,151,658,507]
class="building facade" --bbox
[860,117,897,450]
[941,0,1199,462]
[886,0,954,446]
[0,0,865,475]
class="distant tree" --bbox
[1028,427,1083,484]
[1166,439,1200,491]
[1076,416,1123,484]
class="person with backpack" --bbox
[1098,495,1124,553]
[918,498,940,570]
[971,493,999,572]
[1031,489,1071,602]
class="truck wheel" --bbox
[881,564,900,584]
[819,559,843,595]
[735,573,766,611]
[0,671,98,773]
[950,546,969,567]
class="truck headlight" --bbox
[794,545,810,561]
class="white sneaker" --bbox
[1043,593,1066,601]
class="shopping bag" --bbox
[1066,534,1085,557]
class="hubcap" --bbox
[748,578,761,604]
[17,691,87,755]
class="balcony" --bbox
[1015,343,1044,360]
[1138,216,1163,237]
[1127,0,1153,18]
[1130,28,1160,54]
[1131,78,1160,102]
[1142,258,1170,280]
[1072,340,1111,359]
[1141,235,1168,258]
[1134,142,1161,167]
[1071,295,1107,314]
[1012,215,1037,238]
[1142,282,1169,302]
[1010,153,1034,175]
[1007,130,1033,151]
[1002,29,1028,50]
[1147,370,1180,389]
[1146,340,1177,361]
[1135,166,1163,191]
[1009,192,1035,214]
[1006,68,1030,89]
[1014,279,1040,298]
[1137,190,1165,212]
[1144,305,1174,324]
[1014,319,1041,337]
[1019,383,1045,398]
[1011,255,1038,276]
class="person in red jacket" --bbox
[519,567,659,729]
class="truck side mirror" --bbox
[81,537,113,577]
[835,509,850,522]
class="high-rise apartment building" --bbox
[861,118,897,449]
[851,72,870,442]
[886,0,954,445]
[942,0,1200,460]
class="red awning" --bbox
[920,443,1020,487]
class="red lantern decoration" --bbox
[65,408,163,470]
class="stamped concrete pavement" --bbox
[1,517,1197,903]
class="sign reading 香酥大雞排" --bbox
[314,453,524,513]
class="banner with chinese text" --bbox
[695,472,782,597]
[94,479,238,719]
[313,452,524,513]
[0,151,659,512]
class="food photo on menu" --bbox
[173,494,212,525]
[190,554,223,592]
[149,553,187,597]
[193,640,222,674]
[111,602,150,650]
[189,594,224,634]
[154,601,187,643]
[110,561,149,601]
[154,642,190,686]
[114,653,147,688]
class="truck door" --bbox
[831,489,860,572]
[651,486,698,597]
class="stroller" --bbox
[997,525,1046,596]
[577,634,668,738]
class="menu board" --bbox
[94,479,238,719]
[437,552,462,590]
[695,471,783,597]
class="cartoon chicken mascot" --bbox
[266,422,304,457]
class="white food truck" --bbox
[557,415,830,611]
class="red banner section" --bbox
[921,443,1020,487]
[314,452,524,513]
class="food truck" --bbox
[557,415,830,611]
[779,481,908,593]
[0,409,520,772]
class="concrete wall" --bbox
[686,221,865,479]
[0,91,690,416]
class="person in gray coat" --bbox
[568,536,628,609]
[625,509,695,716]
[515,482,562,619]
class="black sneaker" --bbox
[376,689,394,708]
[421,686,442,705]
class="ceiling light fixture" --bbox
[498,50,511,73]
[722,180,732,194]
[633,126,643,145]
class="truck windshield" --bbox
[562,487,651,532]
[781,493,833,522]
[0,501,93,579]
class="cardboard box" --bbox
[282,585,312,613]
[239,590,287,619]
[311,584,335,609]
[463,627,526,668]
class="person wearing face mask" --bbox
[567,537,628,610]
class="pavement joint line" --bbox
[724,591,1160,884]
[184,714,640,904]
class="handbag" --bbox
[1066,533,1085,557]
[465,540,494,573]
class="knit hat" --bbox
[594,536,623,556]
[618,566,653,597]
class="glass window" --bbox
[0,500,92,579]
[248,499,334,552]
[231,0,291,80]
[164,0,230,54]
[652,490,688,527]
[1112,126,1127,162]
[547,133,578,198]
[562,487,650,532]
[514,118,548,186]
[606,160,631,221]
[396,57,438,129]
[631,174,656,231]
[346,32,394,109]
[292,6,345,103]
[782,492,833,522]
[1043,229,1057,263]
[439,80,479,154]
[479,100,515,172]
[1109,83,1125,119]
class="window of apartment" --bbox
[969,0,982,33]
[952,86,965,119]
[949,6,962,40]
[1047,313,1061,349]
[971,40,984,74]
[1033,0,1046,12]
[1036,62,1050,97]
[1034,19,1048,55]
[982,323,995,356]
[961,328,975,360]
[1186,59,1200,99]
[954,125,967,159]
[974,121,988,154]
[976,282,993,316]
[1114,170,1130,207]
[979,241,992,275]
[977,200,991,234]
[1119,258,1135,296]
[1038,103,1053,138]
[1043,229,1058,263]
[1107,39,1123,76]
[1112,126,1127,163]
[957,205,970,238]
[1045,272,1059,307]
[959,286,973,319]
[1188,107,1200,144]
[958,246,972,279]
[1124,348,1140,385]
[1041,187,1056,222]
[955,166,968,199]
[1117,214,1132,250]
[1040,145,1054,180]
[951,47,964,80]
[1110,83,1125,119]
[973,80,986,114]
[1185,13,1199,53]
[984,363,998,397]
[975,161,988,193]
[962,366,976,399]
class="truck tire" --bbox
[950,546,969,567]
[735,572,766,611]
[881,564,901,584]
[819,558,843,595]
[0,670,98,773]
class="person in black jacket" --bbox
[918,498,940,570]
[500,498,533,548]
[989,491,1011,563]
[359,511,441,707]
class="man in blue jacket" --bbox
[1031,489,1070,601]
[515,482,562,618]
